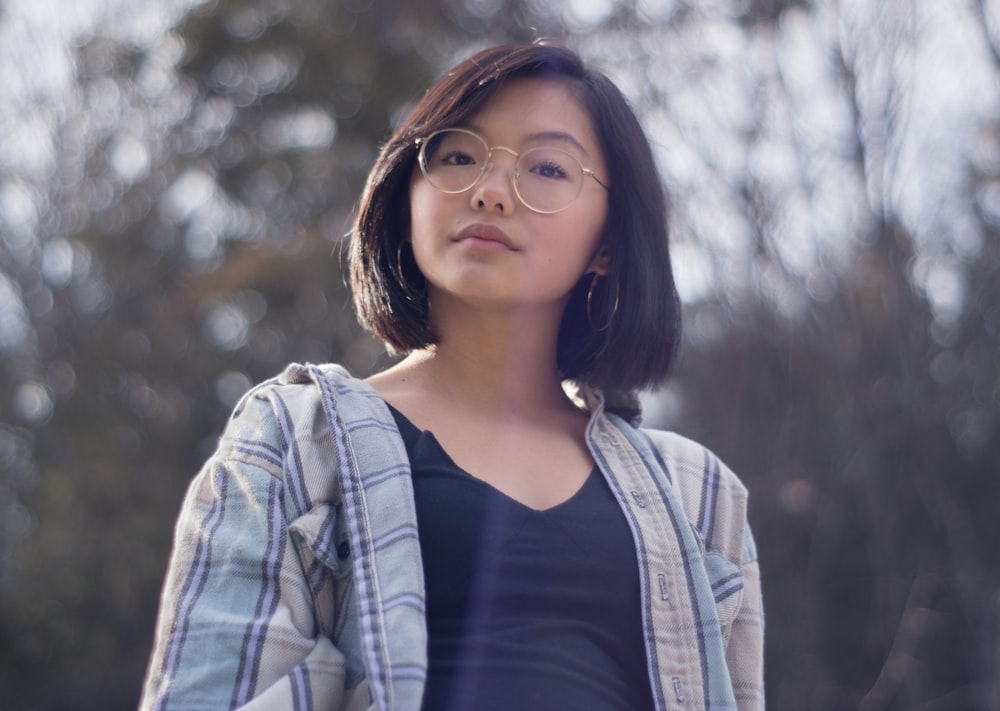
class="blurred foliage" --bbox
[0,0,998,709]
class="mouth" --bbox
[454,223,519,251]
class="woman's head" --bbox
[350,42,681,394]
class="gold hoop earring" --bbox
[587,273,619,332]
[396,241,424,301]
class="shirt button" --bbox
[337,540,350,560]
[657,573,670,601]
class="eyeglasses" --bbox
[415,128,610,214]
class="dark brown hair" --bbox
[349,42,681,393]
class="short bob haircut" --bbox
[350,42,681,395]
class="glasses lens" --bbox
[514,147,585,213]
[420,130,488,193]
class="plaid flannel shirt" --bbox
[140,363,764,710]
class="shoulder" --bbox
[210,362,394,514]
[230,361,377,419]
[214,362,379,467]
[639,429,748,502]
[637,427,754,564]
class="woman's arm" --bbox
[139,394,348,711]
[727,526,766,710]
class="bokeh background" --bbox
[1,0,998,708]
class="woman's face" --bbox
[408,77,610,319]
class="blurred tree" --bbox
[588,1,1000,708]
[0,0,560,707]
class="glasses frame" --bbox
[415,128,610,214]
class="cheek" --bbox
[577,204,609,255]
[407,180,423,229]
[408,180,442,238]
[407,187,429,249]
[407,181,449,274]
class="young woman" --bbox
[141,43,764,711]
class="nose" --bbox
[469,148,517,214]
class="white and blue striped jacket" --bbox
[140,363,764,710]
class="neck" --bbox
[395,299,572,416]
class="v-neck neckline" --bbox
[386,401,598,514]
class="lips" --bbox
[454,223,519,251]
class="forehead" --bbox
[465,78,601,155]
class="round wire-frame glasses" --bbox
[416,128,610,214]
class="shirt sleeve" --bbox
[727,524,766,710]
[139,391,348,711]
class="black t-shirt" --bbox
[387,405,656,711]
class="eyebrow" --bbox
[462,124,591,156]
[525,130,590,155]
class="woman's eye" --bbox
[439,150,476,167]
[531,159,569,180]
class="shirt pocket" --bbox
[289,503,352,637]
[703,551,744,645]
[290,503,369,690]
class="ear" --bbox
[586,244,610,276]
